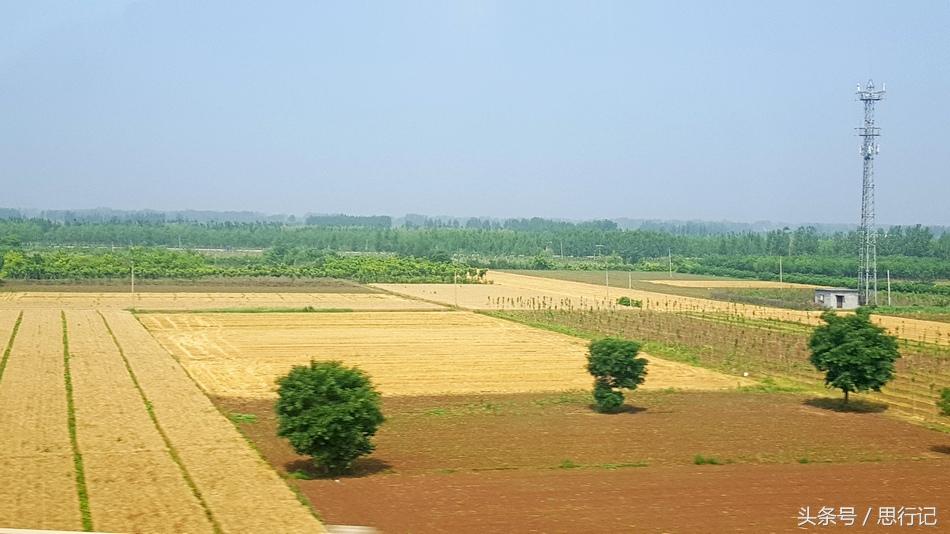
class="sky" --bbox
[1,1,948,225]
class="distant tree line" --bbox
[1,219,949,289]
[1,219,947,260]
[0,247,485,284]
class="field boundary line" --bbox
[131,313,213,397]
[61,311,93,532]
[0,311,23,386]
[217,402,326,523]
[97,311,223,534]
[128,312,327,526]
[131,306,451,315]
[370,285,455,310]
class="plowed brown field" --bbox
[375,271,950,346]
[219,391,950,533]
[140,311,749,399]
[0,291,442,311]
[0,310,81,531]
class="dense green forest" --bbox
[0,218,947,288]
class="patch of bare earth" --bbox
[215,391,950,533]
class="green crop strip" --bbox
[0,311,23,386]
[61,311,93,531]
[97,311,223,534]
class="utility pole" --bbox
[130,254,135,309]
[857,80,885,305]
[887,269,892,306]
[668,248,673,279]
[779,257,783,284]
[595,244,608,300]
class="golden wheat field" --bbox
[0,291,442,311]
[140,311,749,399]
[0,308,325,533]
[376,271,950,346]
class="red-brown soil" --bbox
[216,391,950,533]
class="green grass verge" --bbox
[98,312,223,534]
[0,311,23,386]
[61,311,93,532]
[228,412,258,424]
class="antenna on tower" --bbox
[856,79,885,305]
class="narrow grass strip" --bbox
[61,311,93,532]
[0,311,23,385]
[98,311,223,534]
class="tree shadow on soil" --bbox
[930,445,950,456]
[587,404,647,415]
[804,397,888,413]
[285,457,394,480]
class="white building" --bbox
[814,288,860,310]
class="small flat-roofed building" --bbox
[814,288,860,310]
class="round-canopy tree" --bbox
[808,308,900,404]
[938,387,950,417]
[586,338,648,413]
[275,361,384,475]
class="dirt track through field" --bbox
[101,311,325,533]
[0,310,82,531]
[141,311,749,399]
[0,291,443,311]
[65,310,214,533]
[376,271,950,346]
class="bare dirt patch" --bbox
[217,391,950,533]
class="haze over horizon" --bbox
[2,1,948,225]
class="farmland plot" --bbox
[0,310,81,531]
[0,291,442,311]
[64,310,213,533]
[377,271,950,346]
[100,311,325,533]
[140,311,748,399]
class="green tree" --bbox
[938,387,950,417]
[275,361,384,474]
[808,308,900,403]
[585,338,648,413]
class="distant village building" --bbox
[814,288,860,310]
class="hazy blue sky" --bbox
[2,1,948,224]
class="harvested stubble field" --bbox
[0,308,324,533]
[0,310,80,531]
[141,311,748,399]
[218,391,950,533]
[0,290,442,311]
[376,270,950,347]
